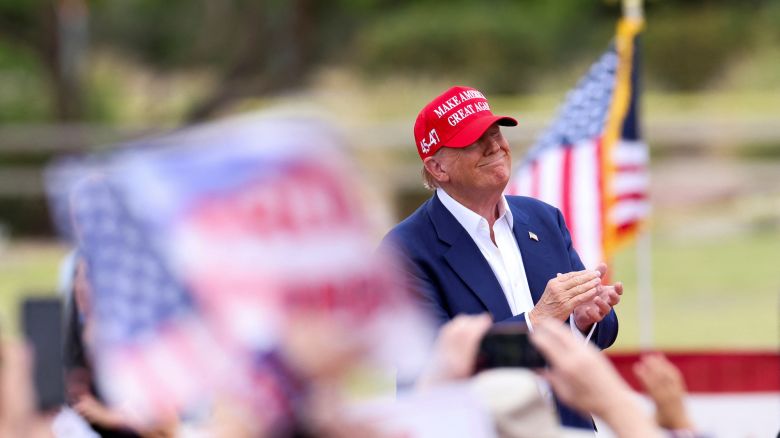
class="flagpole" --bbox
[623,0,644,20]
[637,229,653,348]
[621,0,653,349]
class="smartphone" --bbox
[22,297,65,411]
[475,322,547,371]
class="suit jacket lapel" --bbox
[427,194,513,321]
[510,204,549,304]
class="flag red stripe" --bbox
[530,160,540,199]
[615,221,640,235]
[561,147,574,237]
[596,136,606,242]
[615,192,647,202]
[616,164,647,172]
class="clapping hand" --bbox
[573,263,623,333]
[529,269,602,326]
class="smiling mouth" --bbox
[479,153,507,167]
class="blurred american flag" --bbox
[54,115,433,427]
[68,175,243,423]
[507,18,649,269]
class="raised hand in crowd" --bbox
[279,311,372,383]
[634,353,696,432]
[573,263,623,332]
[415,313,493,390]
[530,319,662,438]
[0,340,54,438]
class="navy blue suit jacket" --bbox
[381,192,618,428]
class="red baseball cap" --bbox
[413,86,517,160]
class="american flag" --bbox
[67,175,249,424]
[60,118,338,425]
[56,115,433,425]
[507,18,649,269]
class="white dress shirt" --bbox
[436,189,597,341]
[437,188,535,326]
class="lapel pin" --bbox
[529,231,539,242]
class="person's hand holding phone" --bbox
[0,297,66,437]
[22,298,65,412]
[0,339,55,438]
[474,322,547,371]
[415,314,492,390]
[416,315,550,391]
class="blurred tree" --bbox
[642,1,755,91]
[1,0,778,123]
[0,42,50,121]
[352,0,614,93]
[91,0,377,122]
[0,0,88,121]
[184,0,315,121]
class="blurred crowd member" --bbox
[0,340,54,437]
[381,85,623,429]
[634,354,701,437]
[47,115,433,436]
[414,314,667,437]
[471,369,564,438]
[61,254,175,437]
[530,319,662,437]
[415,314,493,390]
[416,314,563,437]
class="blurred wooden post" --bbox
[55,0,89,121]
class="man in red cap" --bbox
[381,86,622,429]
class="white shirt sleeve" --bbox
[569,314,597,343]
[526,313,596,345]
[524,311,534,332]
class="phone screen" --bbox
[475,322,547,371]
[22,297,65,411]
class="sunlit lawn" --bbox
[0,241,67,336]
[611,226,780,351]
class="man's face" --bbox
[441,123,512,194]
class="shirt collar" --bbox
[436,188,514,232]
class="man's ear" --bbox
[423,156,449,184]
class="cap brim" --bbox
[444,115,518,148]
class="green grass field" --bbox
[611,227,780,351]
[0,241,67,336]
